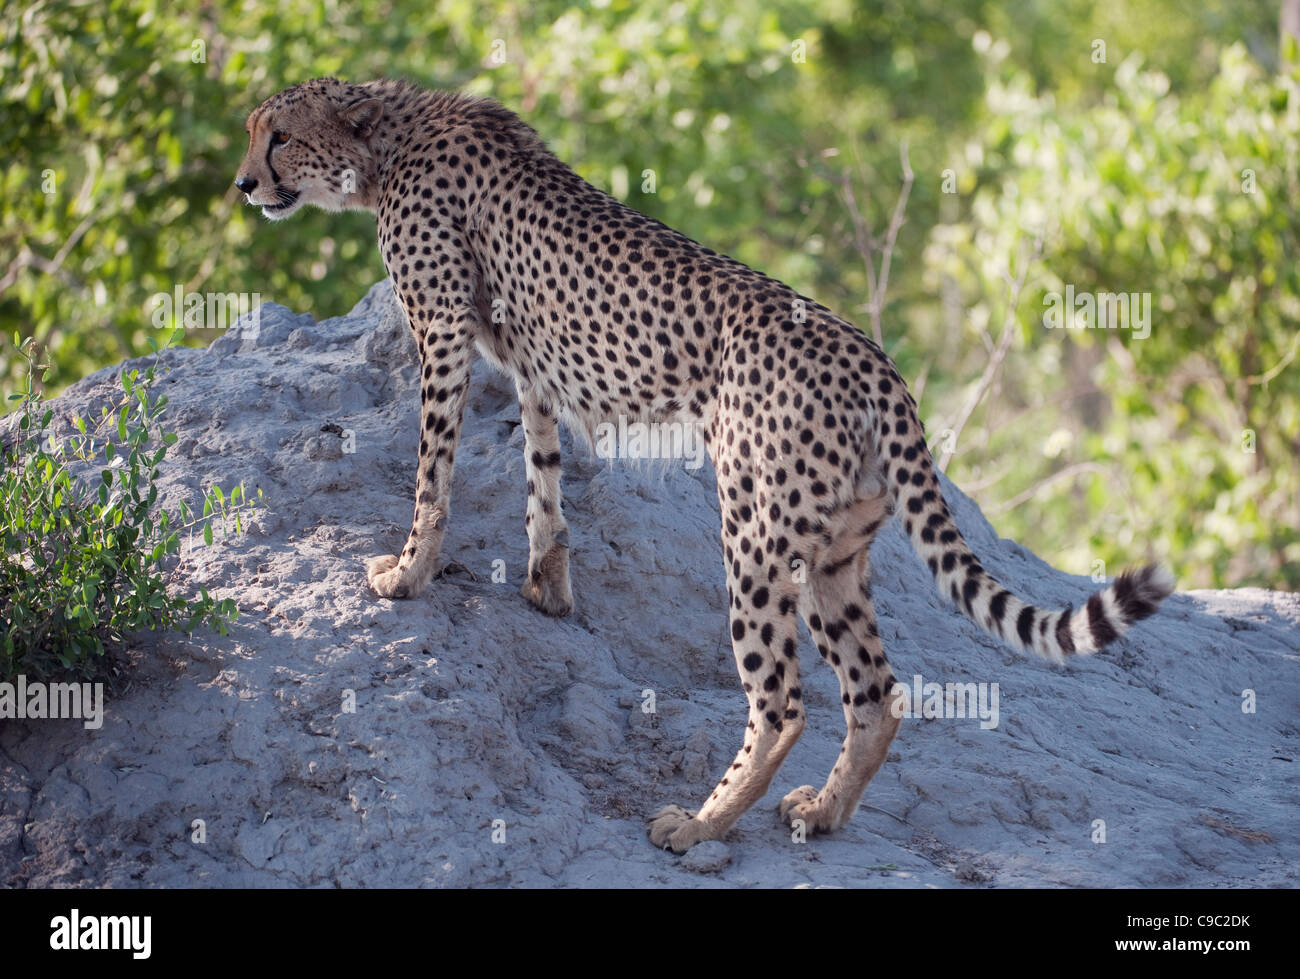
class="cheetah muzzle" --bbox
[238,78,1175,854]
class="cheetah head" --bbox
[235,78,385,221]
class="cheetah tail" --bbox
[886,421,1174,663]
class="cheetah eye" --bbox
[272,131,290,146]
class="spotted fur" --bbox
[236,78,1174,853]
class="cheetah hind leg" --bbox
[774,496,899,832]
[647,526,808,854]
[780,513,901,834]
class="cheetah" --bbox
[236,78,1174,854]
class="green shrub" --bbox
[0,336,258,682]
[925,45,1300,590]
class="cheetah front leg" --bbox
[367,308,476,599]
[516,384,573,616]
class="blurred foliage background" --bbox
[2,0,1297,590]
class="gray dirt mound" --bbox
[2,281,1296,887]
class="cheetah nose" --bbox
[235,176,258,193]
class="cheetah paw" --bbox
[646,805,712,853]
[779,785,838,833]
[521,541,573,617]
[367,554,419,600]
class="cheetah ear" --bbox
[339,98,384,139]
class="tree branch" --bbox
[0,210,97,296]
[937,232,1043,472]
[836,141,913,348]
[984,461,1107,516]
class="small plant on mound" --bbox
[0,336,260,682]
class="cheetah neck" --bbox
[360,81,548,224]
